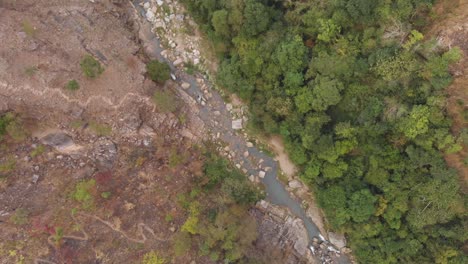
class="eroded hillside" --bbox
[0,1,319,263]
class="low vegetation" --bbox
[71,179,96,209]
[22,20,36,37]
[89,121,112,136]
[146,60,171,83]
[65,79,80,91]
[24,66,38,76]
[152,89,180,113]
[142,251,165,264]
[30,145,45,158]
[0,113,27,142]
[80,55,104,78]
[174,152,264,262]
[182,0,466,262]
[10,208,29,225]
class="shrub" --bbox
[24,66,38,76]
[152,89,180,113]
[101,192,111,199]
[146,60,171,83]
[165,214,174,222]
[71,179,96,209]
[22,20,36,37]
[173,232,191,256]
[89,121,112,136]
[0,113,27,142]
[0,157,16,176]
[80,55,104,78]
[10,208,29,225]
[30,145,46,158]
[142,251,165,264]
[66,80,80,91]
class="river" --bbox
[131,1,350,263]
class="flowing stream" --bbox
[132,1,350,263]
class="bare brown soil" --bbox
[0,1,206,263]
[428,0,468,190]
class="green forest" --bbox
[180,0,467,263]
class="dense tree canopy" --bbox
[181,0,466,262]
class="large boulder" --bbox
[328,232,347,249]
[40,132,83,154]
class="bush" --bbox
[80,55,104,78]
[146,60,171,83]
[173,232,192,256]
[24,66,38,76]
[142,251,165,264]
[0,113,27,142]
[66,80,80,91]
[71,179,96,209]
[10,208,29,225]
[22,20,36,37]
[30,145,46,158]
[0,157,16,176]
[89,121,112,136]
[152,89,180,113]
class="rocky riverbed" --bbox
[133,0,352,263]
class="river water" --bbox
[132,1,350,263]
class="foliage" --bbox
[10,208,29,225]
[30,145,46,158]
[0,157,16,177]
[100,192,111,199]
[181,0,466,262]
[152,89,180,113]
[65,80,80,91]
[24,66,38,76]
[173,231,192,256]
[146,60,171,83]
[71,179,96,209]
[89,121,112,136]
[52,227,64,246]
[176,152,262,262]
[80,55,104,78]
[142,251,165,264]
[22,20,37,37]
[0,113,27,142]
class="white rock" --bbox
[235,164,241,169]
[243,151,249,158]
[329,232,347,249]
[246,142,254,148]
[259,171,266,178]
[232,119,242,130]
[143,2,150,9]
[32,174,40,184]
[181,82,190,89]
[145,10,155,21]
[173,58,183,66]
[249,175,255,182]
[288,180,302,189]
[156,0,164,6]
[226,103,233,111]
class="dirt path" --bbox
[269,136,297,179]
[0,80,156,111]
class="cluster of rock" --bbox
[310,235,350,264]
[254,200,315,264]
[141,0,202,70]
